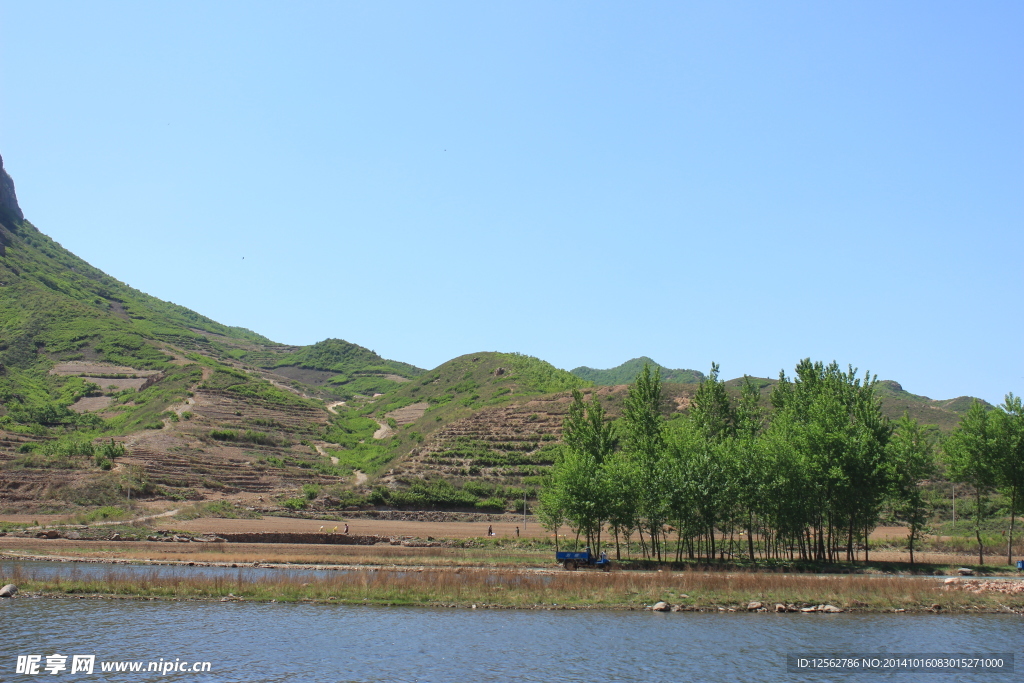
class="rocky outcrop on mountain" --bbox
[0,154,23,221]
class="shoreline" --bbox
[4,554,1022,615]
[10,591,1023,614]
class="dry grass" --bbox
[5,563,1021,612]
[0,539,546,568]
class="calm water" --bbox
[1,564,1020,682]
[2,560,339,582]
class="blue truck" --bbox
[555,548,612,571]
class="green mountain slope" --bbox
[0,158,423,509]
[236,338,425,399]
[321,351,590,475]
[572,356,705,385]
[0,156,996,514]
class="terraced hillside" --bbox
[385,388,619,489]
[0,156,996,514]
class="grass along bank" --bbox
[3,564,1022,613]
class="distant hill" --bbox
[571,357,705,385]
[236,338,425,400]
[0,154,998,515]
[721,376,990,434]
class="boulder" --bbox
[36,530,59,539]
[957,567,975,576]
[747,601,763,611]
[652,601,671,612]
[0,584,17,598]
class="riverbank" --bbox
[3,558,1022,614]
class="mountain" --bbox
[0,157,993,514]
[0,158,420,510]
[0,154,23,220]
[571,357,705,385]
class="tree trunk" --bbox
[847,518,855,562]
[976,489,984,566]
[747,514,756,562]
[1008,488,1017,566]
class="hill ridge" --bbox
[571,356,705,385]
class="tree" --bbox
[767,360,892,562]
[602,451,640,560]
[670,364,739,561]
[536,479,566,552]
[888,413,936,564]
[995,393,1024,565]
[944,400,1000,565]
[690,362,734,443]
[541,389,616,551]
[620,364,667,560]
[734,377,767,561]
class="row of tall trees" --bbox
[538,360,1023,565]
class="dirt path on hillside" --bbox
[372,419,393,440]
[326,401,346,414]
[312,443,339,465]
[22,508,179,531]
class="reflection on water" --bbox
[0,563,1020,682]
[2,559,343,582]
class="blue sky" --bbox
[2,1,1021,404]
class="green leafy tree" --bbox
[995,393,1024,565]
[620,364,667,560]
[536,478,567,551]
[602,451,639,560]
[768,360,892,562]
[669,364,738,561]
[943,400,1000,565]
[734,377,767,561]
[542,389,616,551]
[888,413,936,564]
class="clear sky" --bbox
[2,1,1021,405]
